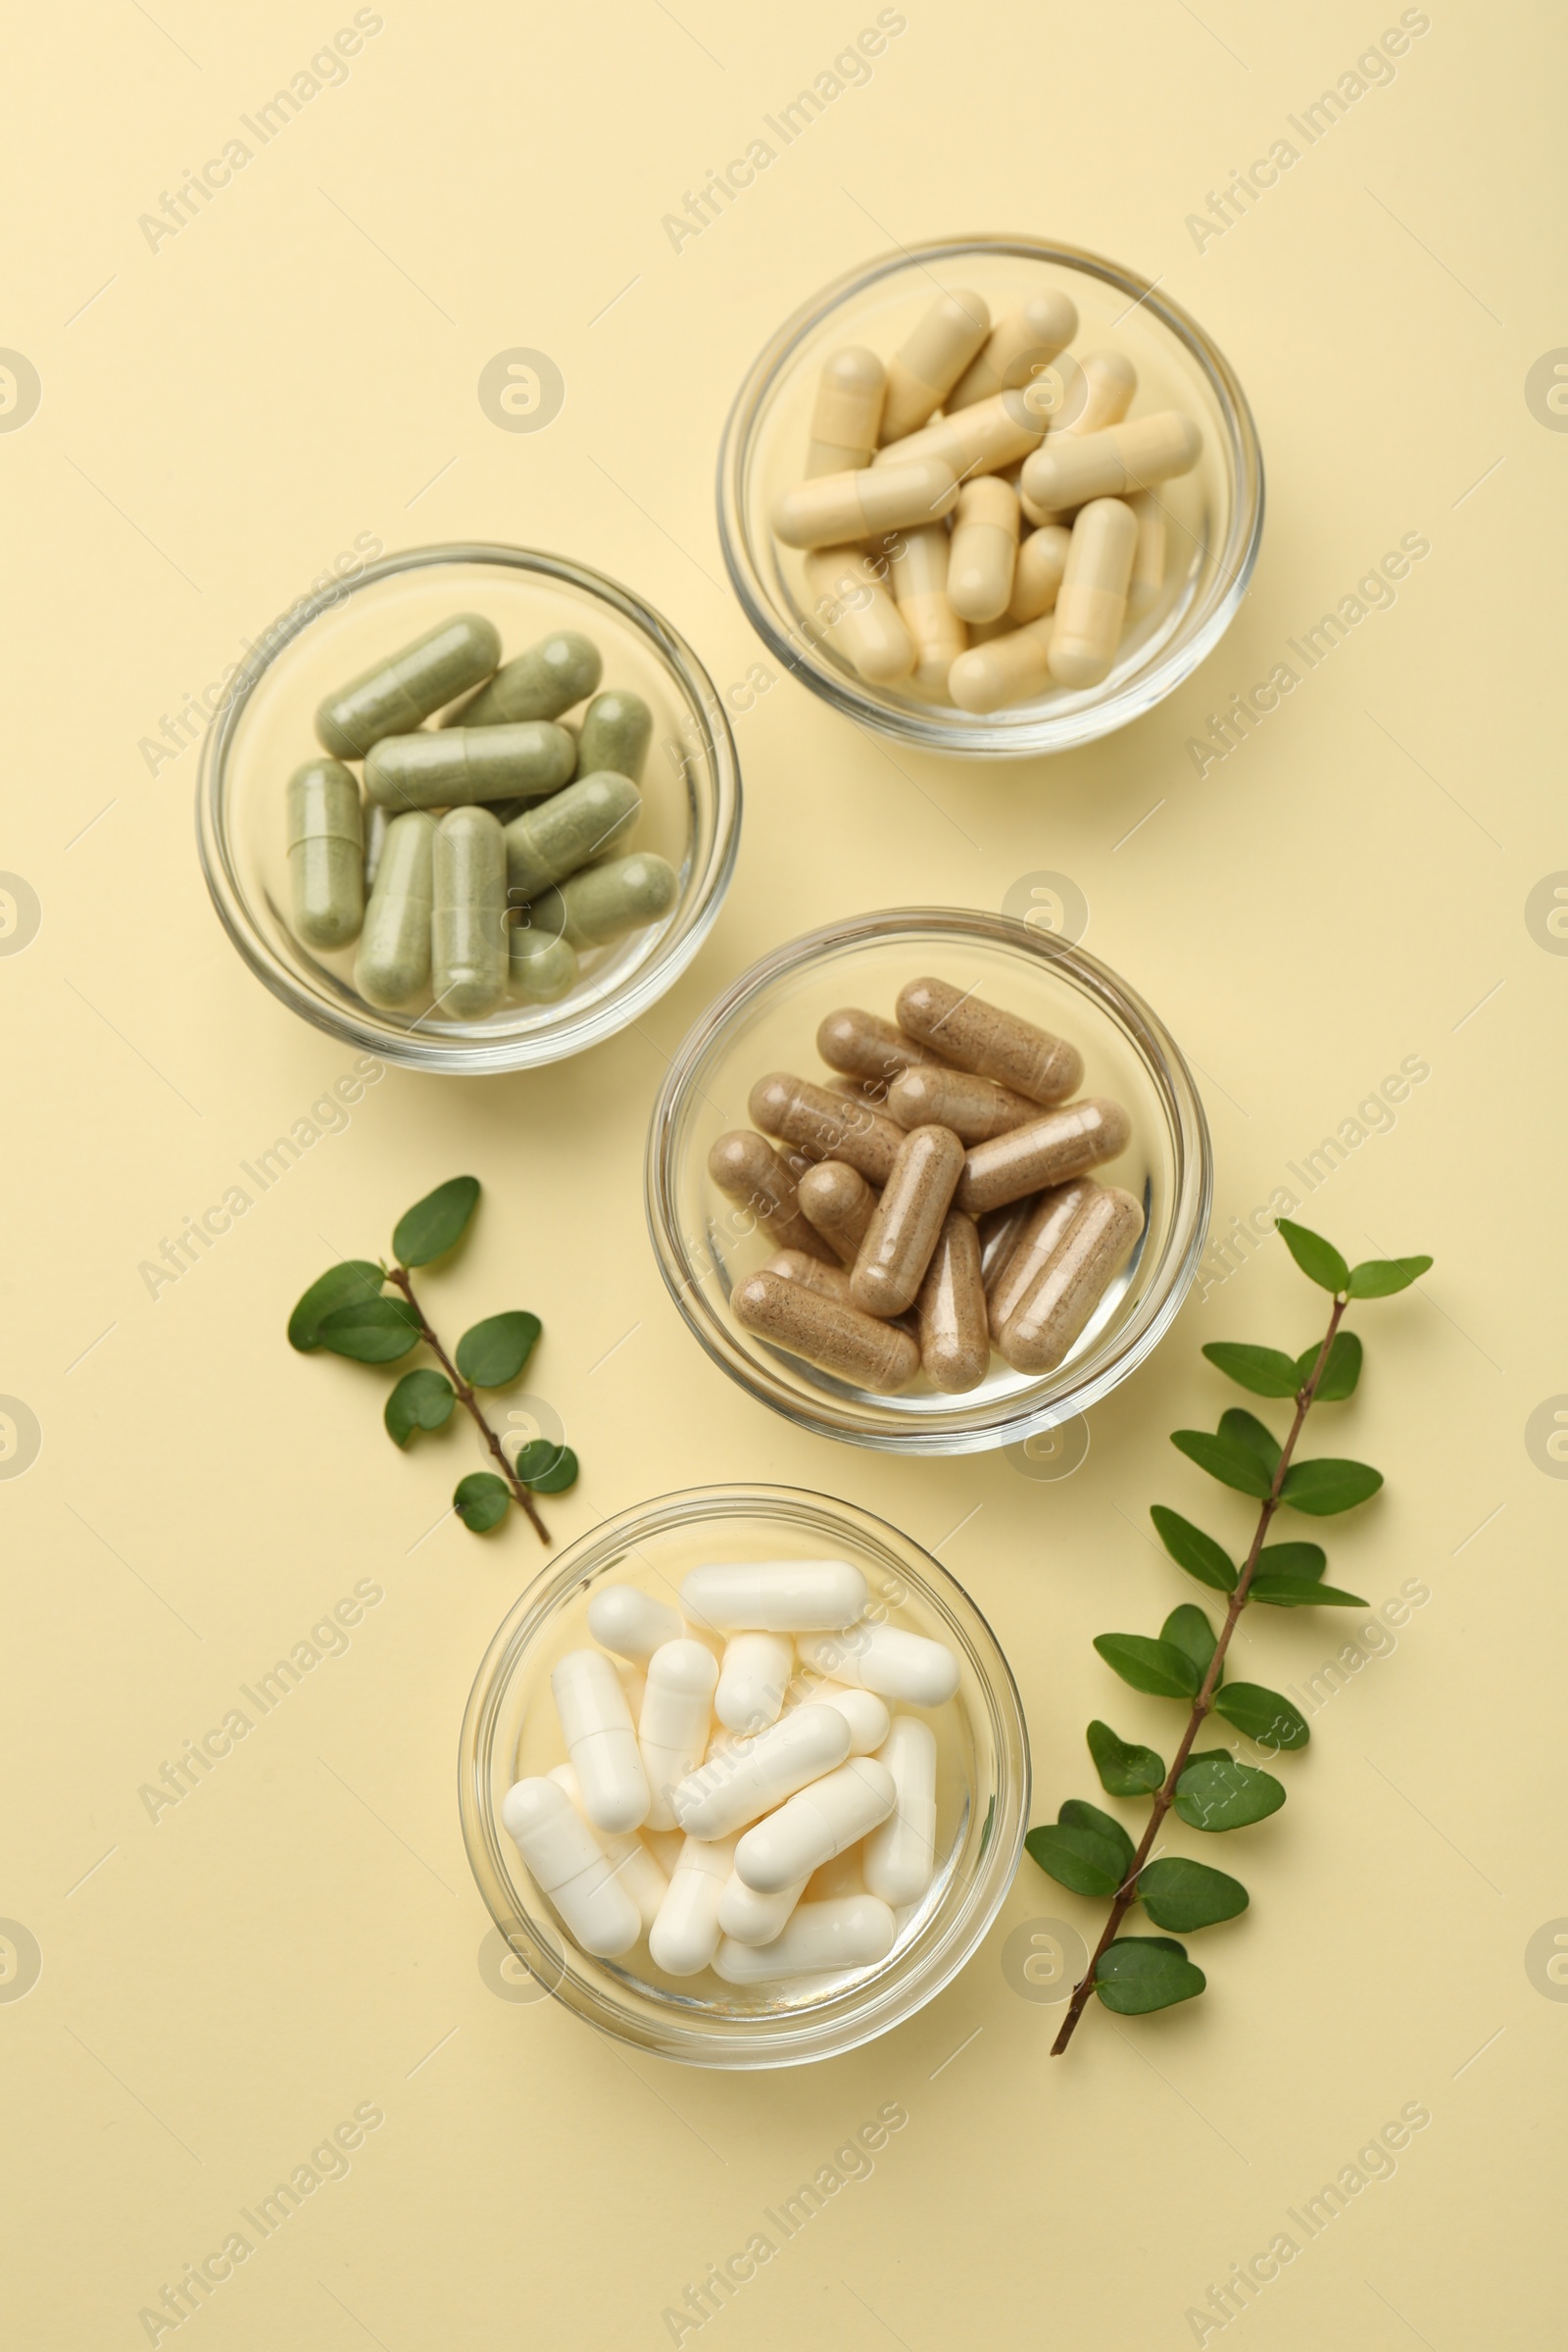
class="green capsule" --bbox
[509,921,579,1002]
[530,852,679,951]
[504,771,641,901]
[432,807,508,1019]
[365,721,574,811]
[355,810,436,1008]
[449,630,603,728]
[575,689,653,783]
[363,803,390,891]
[286,759,365,949]
[316,613,501,759]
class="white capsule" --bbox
[714,1631,795,1734]
[500,1778,641,1959]
[807,1683,892,1754]
[711,1894,897,1984]
[649,1834,736,1976]
[797,1622,960,1707]
[671,1704,852,1839]
[638,1639,719,1831]
[862,1717,938,1906]
[735,1757,897,1893]
[716,1868,809,1946]
[548,1763,668,1932]
[586,1583,683,1663]
[550,1648,650,1834]
[681,1559,867,1634]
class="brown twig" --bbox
[384,1265,550,1544]
[1050,1296,1347,2055]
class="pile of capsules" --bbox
[709,978,1145,1395]
[771,284,1204,710]
[502,1560,958,1986]
[284,616,677,1017]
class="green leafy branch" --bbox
[1028,1220,1432,2056]
[286,1176,577,1545]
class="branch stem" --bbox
[386,1266,550,1544]
[1050,1296,1347,2055]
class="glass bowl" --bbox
[458,1485,1029,2069]
[646,908,1211,1453]
[717,234,1263,757]
[197,543,741,1074]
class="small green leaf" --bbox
[1255,1541,1326,1580]
[1218,1407,1281,1477]
[1201,1342,1300,1397]
[1276,1219,1349,1294]
[1297,1329,1363,1401]
[516,1442,578,1494]
[1212,1682,1310,1749]
[393,1176,480,1268]
[1087,1720,1166,1798]
[1150,1506,1237,1592]
[455,1310,541,1389]
[384,1368,455,1446]
[1094,1633,1201,1700]
[1025,1822,1125,1899]
[1279,1457,1384,1516]
[454,1471,512,1533]
[1249,1575,1369,1608]
[1095,1936,1205,2015]
[1347,1252,1433,1299]
[1160,1603,1219,1687]
[315,1295,421,1364]
[1170,1430,1273,1499]
[1137,1857,1250,1932]
[1058,1798,1135,1877]
[1175,1753,1286,1831]
[287,1260,385,1352]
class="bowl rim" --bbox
[715,232,1265,758]
[196,540,743,1075]
[644,906,1213,1453]
[457,1482,1031,2069]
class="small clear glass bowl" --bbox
[646,909,1211,1453]
[717,234,1263,757]
[458,1485,1029,2069]
[197,543,741,1074]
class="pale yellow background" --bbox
[3,2,1562,2345]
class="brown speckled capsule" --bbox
[896,976,1083,1105]
[888,1063,1038,1144]
[957,1099,1131,1217]
[798,1160,878,1265]
[985,1178,1097,1342]
[916,1212,990,1394]
[763,1250,855,1303]
[997,1186,1145,1373]
[979,1199,1037,1291]
[749,1073,905,1187]
[708,1131,837,1263]
[850,1125,966,1318]
[816,1007,946,1090]
[733,1270,920,1394]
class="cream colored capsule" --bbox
[1048,498,1138,689]
[887,522,965,693]
[775,456,959,549]
[548,1764,667,1933]
[956,1099,1133,1216]
[850,1124,966,1318]
[1127,490,1167,615]
[1022,411,1201,514]
[947,290,1079,411]
[806,1684,892,1755]
[798,1622,960,1707]
[876,388,1046,482]
[500,1778,641,1960]
[896,975,1083,1104]
[717,1869,809,1947]
[649,1834,737,1976]
[671,1703,852,1840]
[805,346,886,475]
[948,478,1021,625]
[1008,524,1072,622]
[804,551,916,686]
[997,1184,1146,1372]
[863,1716,939,1906]
[915,1211,990,1394]
[734,1757,896,1895]
[638,1639,719,1832]
[798,1159,879,1265]
[985,1177,1098,1342]
[714,1632,795,1735]
[948,614,1055,713]
[733,1269,920,1394]
[712,1893,897,1984]
[878,288,990,442]
[1019,349,1139,525]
